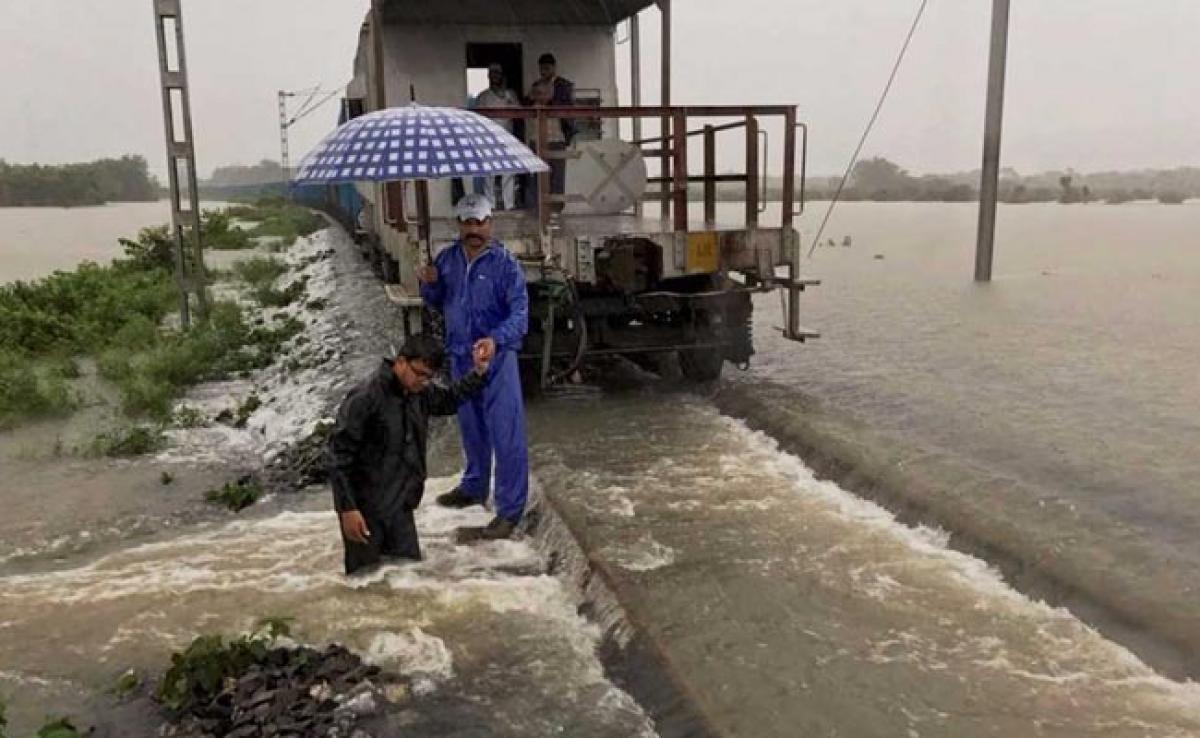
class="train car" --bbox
[333,0,818,387]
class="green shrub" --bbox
[232,257,287,290]
[36,717,84,738]
[200,210,254,251]
[97,302,294,420]
[0,352,77,428]
[89,425,165,457]
[253,278,306,308]
[204,477,261,512]
[0,262,175,356]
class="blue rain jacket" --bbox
[419,239,529,358]
[421,239,531,522]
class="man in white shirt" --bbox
[470,64,520,210]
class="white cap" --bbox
[454,193,493,222]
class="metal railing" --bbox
[475,105,806,235]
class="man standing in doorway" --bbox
[530,53,576,209]
[470,63,521,210]
[417,194,530,540]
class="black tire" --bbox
[678,347,724,382]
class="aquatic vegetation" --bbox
[111,668,142,699]
[97,303,301,420]
[154,617,397,736]
[199,210,254,251]
[232,256,288,289]
[156,617,293,712]
[35,717,84,738]
[89,424,165,457]
[171,405,208,429]
[204,477,261,512]
[0,352,77,428]
[233,394,262,429]
[230,198,325,243]
[253,276,307,308]
[0,204,312,437]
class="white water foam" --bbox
[712,411,1200,707]
[159,229,345,465]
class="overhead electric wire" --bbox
[808,0,931,258]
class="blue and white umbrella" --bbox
[292,104,548,185]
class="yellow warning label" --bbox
[687,232,719,273]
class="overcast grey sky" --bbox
[3,1,1198,179]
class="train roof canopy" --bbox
[378,0,661,26]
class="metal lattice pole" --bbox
[152,0,208,324]
[279,90,290,186]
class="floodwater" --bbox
[0,199,230,284]
[0,224,655,736]
[531,385,1200,737]
[3,201,1200,736]
[736,201,1200,673]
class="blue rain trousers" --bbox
[421,239,530,522]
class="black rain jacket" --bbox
[327,359,484,519]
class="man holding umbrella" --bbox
[418,193,530,540]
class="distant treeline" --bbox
[694,157,1198,204]
[0,156,160,207]
[207,159,286,188]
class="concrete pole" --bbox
[631,13,643,217]
[658,0,672,221]
[975,0,1011,282]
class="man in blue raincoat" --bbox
[418,193,530,540]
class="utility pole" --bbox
[277,87,341,194]
[152,0,208,324]
[974,0,1011,282]
[278,90,291,187]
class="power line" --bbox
[808,0,931,258]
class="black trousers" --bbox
[341,507,422,576]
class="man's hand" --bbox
[416,265,438,284]
[339,510,371,544]
[474,337,496,362]
[472,340,492,375]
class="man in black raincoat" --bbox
[327,334,490,575]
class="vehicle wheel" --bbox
[678,347,724,382]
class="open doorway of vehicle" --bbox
[461,42,526,206]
